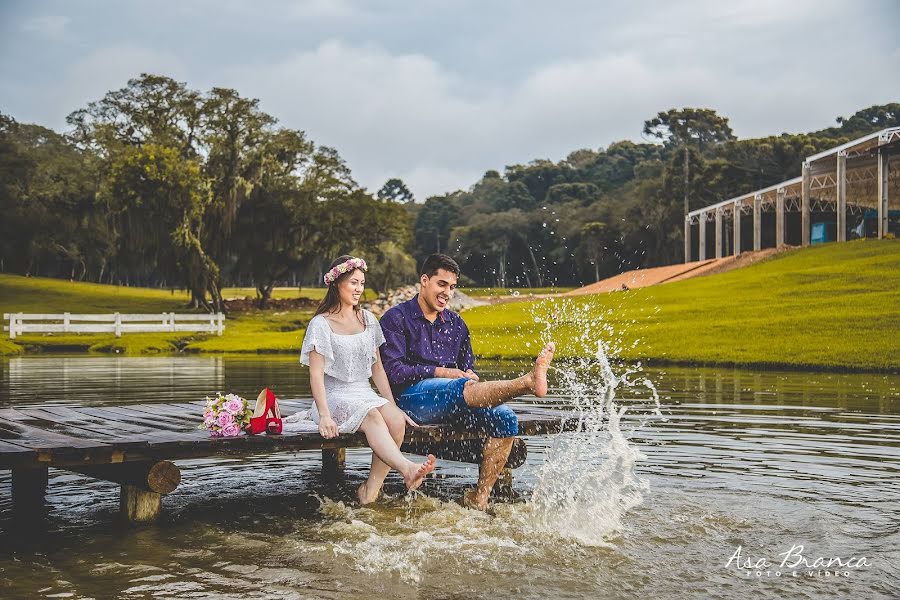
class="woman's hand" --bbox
[319,415,339,439]
[403,412,420,428]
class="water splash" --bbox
[311,296,663,580]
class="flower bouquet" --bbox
[200,392,250,437]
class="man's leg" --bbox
[463,343,555,408]
[467,437,514,510]
[458,404,519,511]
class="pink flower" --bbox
[204,414,216,426]
[224,398,243,414]
[221,423,241,437]
[217,411,234,427]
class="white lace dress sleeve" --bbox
[300,315,334,369]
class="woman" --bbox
[300,255,435,504]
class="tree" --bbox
[377,177,414,203]
[643,108,735,218]
[232,128,318,307]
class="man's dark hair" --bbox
[421,253,460,278]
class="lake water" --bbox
[0,355,898,599]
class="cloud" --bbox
[54,45,187,123]
[21,15,70,39]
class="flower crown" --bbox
[324,257,367,285]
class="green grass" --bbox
[0,274,315,355]
[464,239,900,371]
[2,240,898,371]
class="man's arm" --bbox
[457,319,475,373]
[379,311,436,387]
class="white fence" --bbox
[3,313,225,339]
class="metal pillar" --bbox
[684,217,691,263]
[753,194,762,251]
[715,208,723,259]
[801,162,811,246]
[836,150,847,242]
[877,148,889,238]
[776,187,785,247]
[733,201,741,256]
[699,212,707,260]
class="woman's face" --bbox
[337,268,365,307]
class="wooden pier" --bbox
[0,400,580,523]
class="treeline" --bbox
[0,74,410,309]
[411,104,900,286]
[1,73,897,299]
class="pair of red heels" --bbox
[246,388,282,435]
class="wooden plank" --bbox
[0,410,112,449]
[18,407,153,445]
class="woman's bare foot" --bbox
[403,454,436,491]
[357,481,380,505]
[527,342,555,397]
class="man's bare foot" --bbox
[357,482,380,505]
[527,342,555,397]
[462,488,490,511]
[404,454,436,491]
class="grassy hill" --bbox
[1,239,898,371]
[465,239,900,371]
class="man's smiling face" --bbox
[419,268,458,313]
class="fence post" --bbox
[114,313,122,337]
[8,313,16,340]
[63,312,70,333]
[169,312,175,332]
[217,313,224,336]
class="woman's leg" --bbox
[359,404,407,504]
[358,408,434,492]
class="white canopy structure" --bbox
[684,127,899,262]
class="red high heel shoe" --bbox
[265,388,282,435]
[246,388,283,435]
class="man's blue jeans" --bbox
[396,377,519,438]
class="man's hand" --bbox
[436,367,479,381]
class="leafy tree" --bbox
[643,108,735,217]
[377,177,414,203]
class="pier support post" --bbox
[121,485,161,523]
[776,187,786,247]
[877,148,889,239]
[698,212,707,260]
[684,216,691,263]
[733,201,742,256]
[714,208,723,259]
[802,162,811,246]
[836,151,847,242]
[753,194,762,251]
[12,466,49,509]
[322,448,346,481]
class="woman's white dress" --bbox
[283,310,387,433]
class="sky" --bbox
[2,0,899,200]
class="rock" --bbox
[363,284,486,317]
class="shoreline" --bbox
[3,342,897,375]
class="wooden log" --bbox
[121,484,161,523]
[69,460,180,494]
[322,448,345,481]
[12,466,49,507]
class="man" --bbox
[379,253,555,510]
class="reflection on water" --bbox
[0,355,899,599]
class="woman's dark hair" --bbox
[315,255,366,324]
[421,253,460,278]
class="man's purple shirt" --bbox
[379,295,475,398]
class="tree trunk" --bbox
[256,284,273,309]
[525,244,544,287]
